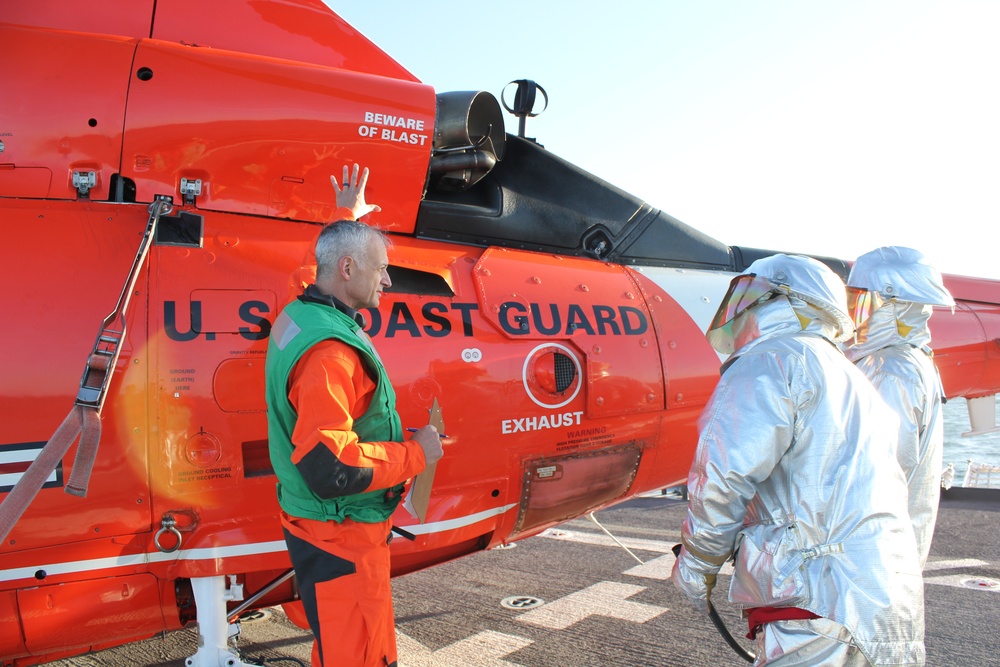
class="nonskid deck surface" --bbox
[41,491,1000,666]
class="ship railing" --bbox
[962,461,1000,489]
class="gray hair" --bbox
[314,221,390,279]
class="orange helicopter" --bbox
[2,2,1000,666]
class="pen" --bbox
[406,427,449,438]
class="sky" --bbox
[329,1,1000,281]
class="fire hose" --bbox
[672,544,755,663]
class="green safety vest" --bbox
[265,298,404,523]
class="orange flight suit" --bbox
[281,334,425,667]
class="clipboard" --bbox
[402,397,445,523]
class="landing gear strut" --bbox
[185,575,260,667]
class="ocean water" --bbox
[941,397,1000,484]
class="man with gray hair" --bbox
[265,166,442,667]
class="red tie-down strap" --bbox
[0,403,102,544]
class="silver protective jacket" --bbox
[846,302,945,568]
[678,297,925,666]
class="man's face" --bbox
[345,237,391,310]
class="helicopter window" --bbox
[386,265,454,297]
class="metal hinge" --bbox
[72,170,97,198]
[180,177,203,206]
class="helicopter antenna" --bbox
[502,79,548,139]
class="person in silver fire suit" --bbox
[672,254,925,666]
[845,246,954,568]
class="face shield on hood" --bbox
[847,246,954,328]
[707,254,855,355]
